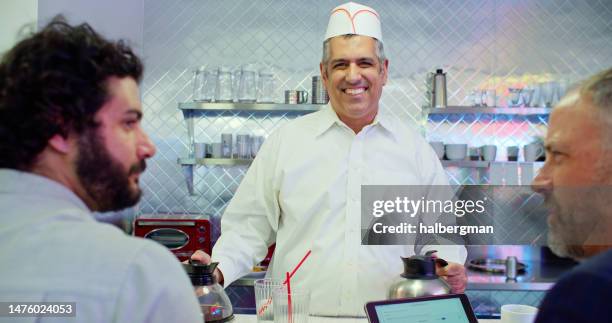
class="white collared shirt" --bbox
[0,169,202,323]
[212,105,466,316]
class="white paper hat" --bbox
[324,2,382,42]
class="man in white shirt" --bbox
[194,2,467,316]
[0,17,202,322]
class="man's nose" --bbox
[345,63,362,83]
[531,163,552,195]
[138,130,157,159]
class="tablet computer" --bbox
[364,294,478,323]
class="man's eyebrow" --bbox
[125,109,143,120]
[329,58,348,65]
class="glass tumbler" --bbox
[192,66,213,102]
[258,69,275,103]
[238,64,257,103]
[255,278,283,322]
[215,65,233,102]
[272,287,310,323]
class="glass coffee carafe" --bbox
[183,260,234,322]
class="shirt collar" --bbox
[0,168,90,213]
[313,103,398,140]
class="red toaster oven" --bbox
[133,217,211,261]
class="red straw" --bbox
[284,249,312,285]
[286,271,292,323]
[258,249,312,316]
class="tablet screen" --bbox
[373,296,471,323]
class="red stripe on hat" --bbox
[330,8,380,35]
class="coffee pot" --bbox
[387,252,451,299]
[183,260,234,322]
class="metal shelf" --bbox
[178,101,325,112]
[424,106,552,116]
[441,160,544,168]
[442,160,491,168]
[178,158,252,166]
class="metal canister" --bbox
[312,76,329,104]
[505,256,518,280]
[433,69,447,108]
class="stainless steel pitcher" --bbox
[387,253,451,299]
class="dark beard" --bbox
[75,128,146,212]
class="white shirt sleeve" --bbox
[211,129,282,286]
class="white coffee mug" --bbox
[429,141,445,159]
[501,304,538,323]
[211,142,222,158]
[480,145,497,161]
[507,146,519,161]
[194,142,207,159]
[524,143,544,162]
[445,144,467,160]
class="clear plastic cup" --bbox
[255,278,283,322]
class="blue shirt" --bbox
[535,249,612,322]
[0,169,202,323]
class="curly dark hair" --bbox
[0,16,143,170]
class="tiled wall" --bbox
[138,0,612,243]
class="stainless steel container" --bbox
[432,69,447,108]
[388,255,451,299]
[285,90,309,104]
[311,76,329,104]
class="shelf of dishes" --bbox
[177,158,543,169]
[179,102,325,112]
[430,142,546,163]
[424,106,552,115]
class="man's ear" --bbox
[48,133,73,154]
[382,59,389,86]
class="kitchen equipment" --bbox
[484,89,496,107]
[431,69,447,108]
[311,76,329,104]
[480,145,497,162]
[192,66,214,102]
[469,147,480,161]
[194,142,207,159]
[215,65,233,102]
[133,217,211,261]
[285,90,309,104]
[255,278,283,322]
[258,68,276,103]
[508,88,522,107]
[506,256,518,280]
[387,253,451,299]
[501,304,538,323]
[183,260,234,322]
[521,86,535,107]
[250,135,265,158]
[524,143,544,162]
[236,134,251,159]
[468,258,527,274]
[507,146,519,161]
[445,143,467,160]
[238,64,257,103]
[221,133,233,158]
[272,288,310,323]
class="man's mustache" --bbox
[128,160,146,176]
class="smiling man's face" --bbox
[320,35,388,132]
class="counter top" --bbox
[231,314,498,322]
